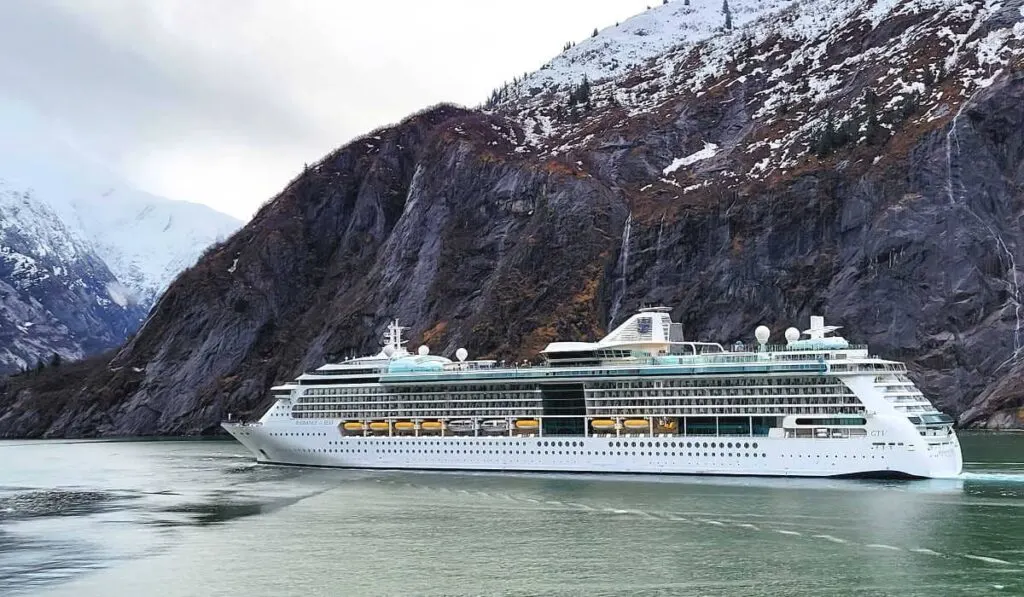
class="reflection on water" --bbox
[0,433,1022,597]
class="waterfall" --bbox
[608,213,633,328]
[655,214,665,261]
[946,89,1022,369]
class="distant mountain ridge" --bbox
[0,175,240,372]
[0,181,147,371]
[41,183,241,307]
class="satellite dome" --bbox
[754,326,770,344]
[456,347,468,362]
[785,327,800,343]
[418,345,430,356]
[383,345,395,357]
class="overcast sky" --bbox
[0,0,655,220]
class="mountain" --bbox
[0,101,241,372]
[42,185,241,308]
[1,0,1023,436]
[0,181,147,372]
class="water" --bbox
[1,434,1023,596]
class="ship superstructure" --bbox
[223,308,962,478]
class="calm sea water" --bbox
[1,434,1022,597]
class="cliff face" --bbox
[0,107,623,436]
[2,0,1024,436]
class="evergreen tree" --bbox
[723,0,733,30]
[864,88,882,145]
[592,28,599,38]
[50,353,62,368]
[815,112,836,157]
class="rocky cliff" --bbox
[2,0,1023,436]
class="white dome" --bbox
[785,327,800,343]
[754,326,770,344]
[383,345,395,357]
[417,345,430,356]
[456,347,468,362]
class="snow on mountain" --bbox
[492,0,1024,177]
[0,100,241,371]
[0,181,146,372]
[0,100,242,309]
[45,187,241,307]
[515,0,796,94]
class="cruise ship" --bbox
[223,308,963,479]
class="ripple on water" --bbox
[0,491,121,521]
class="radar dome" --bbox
[383,345,395,357]
[417,345,430,356]
[754,326,770,344]
[785,327,800,343]
[456,347,468,362]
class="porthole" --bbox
[752,443,759,449]
[744,442,750,449]
[631,441,637,448]
[702,442,708,448]
[727,442,733,449]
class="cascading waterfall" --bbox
[608,213,633,328]
[945,89,1022,368]
[655,214,665,261]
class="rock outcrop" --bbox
[2,0,1024,435]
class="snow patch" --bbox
[664,143,720,175]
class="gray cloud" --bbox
[0,0,652,218]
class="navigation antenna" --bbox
[383,319,408,353]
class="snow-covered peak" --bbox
[0,100,242,307]
[0,180,92,277]
[46,185,241,306]
[513,0,795,95]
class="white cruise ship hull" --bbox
[223,422,963,479]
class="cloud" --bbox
[0,0,652,219]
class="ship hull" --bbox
[223,422,962,479]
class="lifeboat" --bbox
[515,419,539,431]
[656,419,678,431]
[481,420,509,434]
[591,419,616,431]
[447,419,476,434]
[369,421,390,433]
[342,422,364,432]
[623,419,650,431]
[420,421,443,433]
[394,421,415,433]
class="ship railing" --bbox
[221,416,262,426]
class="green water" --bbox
[1,433,1022,596]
